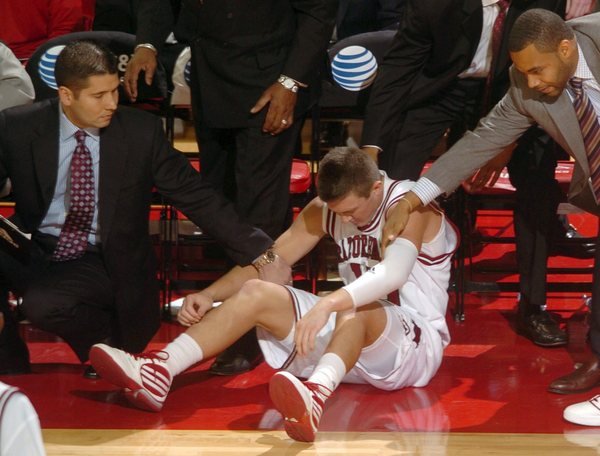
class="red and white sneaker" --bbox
[90,344,172,412]
[268,371,332,442]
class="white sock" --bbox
[163,333,204,376]
[308,352,346,393]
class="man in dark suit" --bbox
[123,0,338,375]
[0,40,279,376]
[335,0,405,40]
[379,10,600,423]
[359,0,592,348]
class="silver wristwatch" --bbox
[278,75,299,93]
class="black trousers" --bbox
[196,121,304,240]
[589,230,600,356]
[379,77,561,314]
[0,233,115,362]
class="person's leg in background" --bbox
[507,129,567,346]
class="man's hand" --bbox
[294,301,332,357]
[250,82,297,135]
[462,147,514,193]
[178,292,214,327]
[123,48,158,102]
[382,192,421,249]
[566,0,596,19]
[258,254,293,285]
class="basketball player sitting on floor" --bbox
[90,147,458,442]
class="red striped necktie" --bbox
[570,77,600,201]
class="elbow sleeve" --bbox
[343,237,419,308]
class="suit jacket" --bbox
[136,0,338,128]
[335,0,404,40]
[0,99,272,351]
[361,0,565,151]
[423,13,600,215]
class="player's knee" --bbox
[237,279,280,313]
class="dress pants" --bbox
[0,233,115,362]
[196,121,303,240]
[507,129,562,314]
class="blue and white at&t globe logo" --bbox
[184,60,192,86]
[331,45,378,91]
[39,45,66,90]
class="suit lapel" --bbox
[98,113,129,246]
[461,0,484,49]
[32,102,60,212]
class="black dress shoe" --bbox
[0,311,31,375]
[551,224,595,259]
[548,357,600,394]
[209,351,263,376]
[516,311,567,347]
[83,365,100,379]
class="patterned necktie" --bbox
[52,130,96,261]
[483,0,511,111]
[570,77,600,201]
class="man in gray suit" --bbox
[380,9,600,425]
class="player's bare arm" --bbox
[180,197,327,325]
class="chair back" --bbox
[25,31,168,103]
[321,30,396,113]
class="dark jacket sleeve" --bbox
[134,0,176,49]
[360,0,433,150]
[148,117,273,265]
[281,0,338,85]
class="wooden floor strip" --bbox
[43,429,600,455]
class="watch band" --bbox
[252,248,277,273]
[277,75,299,93]
[134,43,157,54]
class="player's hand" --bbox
[250,82,297,135]
[566,0,596,19]
[294,302,331,357]
[178,292,213,327]
[462,147,513,193]
[259,254,293,285]
[123,47,158,102]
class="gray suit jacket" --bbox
[423,13,600,215]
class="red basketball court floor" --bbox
[2,208,600,454]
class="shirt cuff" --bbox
[411,178,443,206]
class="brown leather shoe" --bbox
[548,357,600,394]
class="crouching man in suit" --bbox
[0,40,283,377]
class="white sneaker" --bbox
[564,396,600,426]
[268,371,331,442]
[90,344,172,412]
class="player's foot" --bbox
[90,344,172,412]
[268,371,332,442]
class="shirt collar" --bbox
[482,0,500,7]
[58,104,100,144]
[574,43,595,81]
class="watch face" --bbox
[283,79,295,89]
[266,250,276,262]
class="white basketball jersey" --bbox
[322,173,458,350]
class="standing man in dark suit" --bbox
[334,0,405,40]
[0,41,281,376]
[378,10,600,424]
[123,0,337,376]
[360,0,597,348]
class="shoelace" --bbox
[132,350,170,363]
